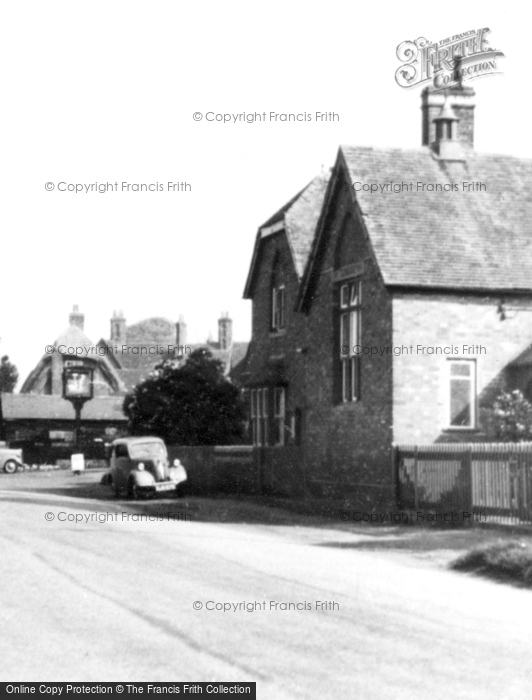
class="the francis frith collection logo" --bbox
[395,28,505,90]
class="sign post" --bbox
[62,363,94,472]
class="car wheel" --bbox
[128,479,143,499]
[4,460,18,474]
[109,477,120,498]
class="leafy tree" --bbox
[0,355,18,393]
[123,348,245,445]
[483,390,532,442]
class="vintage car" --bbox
[107,436,187,498]
[0,442,24,474]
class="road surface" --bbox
[1,471,531,699]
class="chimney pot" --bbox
[69,305,84,330]
[175,316,187,353]
[422,84,476,150]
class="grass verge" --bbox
[451,539,532,587]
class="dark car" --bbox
[106,436,186,498]
[0,443,24,474]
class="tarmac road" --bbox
[0,471,531,699]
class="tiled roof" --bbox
[244,174,329,297]
[102,342,250,392]
[285,174,331,278]
[1,393,127,422]
[176,342,249,379]
[260,187,307,229]
[338,145,532,290]
[109,347,173,372]
[228,341,249,369]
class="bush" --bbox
[451,540,532,585]
[123,348,245,445]
[482,390,532,442]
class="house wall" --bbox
[245,181,532,507]
[301,184,394,506]
[392,292,532,443]
[245,230,309,443]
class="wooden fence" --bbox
[395,443,532,524]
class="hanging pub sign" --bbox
[62,366,94,399]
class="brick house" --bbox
[241,84,532,506]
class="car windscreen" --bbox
[128,442,167,461]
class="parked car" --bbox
[105,436,187,498]
[0,442,24,474]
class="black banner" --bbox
[1,684,256,700]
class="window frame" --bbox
[261,388,269,445]
[271,284,286,331]
[250,389,257,445]
[273,386,286,446]
[447,359,476,430]
[336,280,362,404]
[250,387,270,446]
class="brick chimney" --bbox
[218,312,232,350]
[69,305,84,330]
[110,310,126,344]
[175,315,187,350]
[421,83,476,150]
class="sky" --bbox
[0,0,529,387]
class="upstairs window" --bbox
[336,280,361,403]
[272,285,285,331]
[449,360,476,428]
[271,253,286,332]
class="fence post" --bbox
[413,446,419,511]
[462,445,473,516]
[392,445,400,509]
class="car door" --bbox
[113,443,131,489]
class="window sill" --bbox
[252,444,285,448]
[269,329,286,338]
[442,427,479,433]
